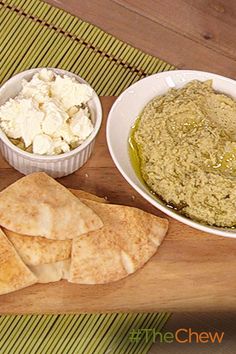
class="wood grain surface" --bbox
[46,0,236,78]
[0,97,236,314]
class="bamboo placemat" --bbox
[0,0,174,92]
[0,0,174,353]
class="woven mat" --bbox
[0,0,174,353]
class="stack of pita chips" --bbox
[0,172,168,295]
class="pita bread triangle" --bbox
[0,172,103,240]
[69,189,108,203]
[24,192,108,283]
[3,228,71,266]
[29,260,70,284]
[69,200,169,284]
[0,228,37,295]
[2,189,106,267]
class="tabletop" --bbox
[1,1,236,352]
[47,0,236,78]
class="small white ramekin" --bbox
[0,68,102,178]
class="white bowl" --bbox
[0,68,102,178]
[107,70,236,238]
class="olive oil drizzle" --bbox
[128,116,143,182]
[128,116,177,210]
[128,116,236,228]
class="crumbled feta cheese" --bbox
[53,138,70,154]
[33,134,70,155]
[33,134,54,155]
[21,75,49,104]
[60,123,78,145]
[0,98,44,146]
[0,69,94,155]
[51,75,93,110]
[38,68,55,82]
[41,101,68,136]
[70,109,93,141]
[0,98,23,139]
[68,106,79,117]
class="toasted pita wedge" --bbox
[0,172,103,240]
[29,260,70,283]
[3,229,71,266]
[69,202,168,284]
[2,190,107,266]
[77,199,168,243]
[0,229,37,295]
[70,189,108,203]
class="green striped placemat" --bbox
[0,0,174,353]
[0,0,174,92]
[0,313,171,354]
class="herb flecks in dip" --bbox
[133,80,236,227]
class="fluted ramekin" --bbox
[0,68,102,178]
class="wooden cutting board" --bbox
[0,97,236,314]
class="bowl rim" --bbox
[106,69,236,238]
[0,67,102,161]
